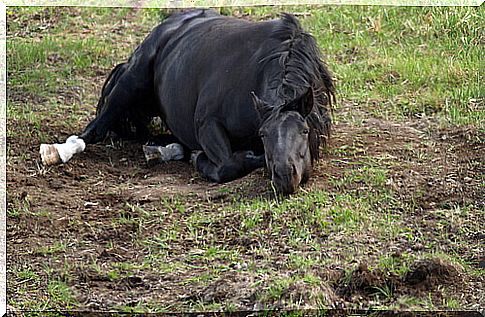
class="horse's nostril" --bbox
[272,164,279,177]
[273,163,297,179]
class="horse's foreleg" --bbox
[194,120,265,183]
[194,150,265,183]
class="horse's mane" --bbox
[263,13,335,163]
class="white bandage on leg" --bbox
[143,143,184,165]
[39,135,86,165]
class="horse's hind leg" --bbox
[40,63,149,165]
[39,135,86,165]
[39,101,126,165]
[40,100,186,166]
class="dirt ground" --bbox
[6,7,484,313]
[7,99,484,311]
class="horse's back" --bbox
[154,11,279,149]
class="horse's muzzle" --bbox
[271,163,300,195]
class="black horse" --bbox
[40,9,335,195]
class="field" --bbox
[6,6,484,313]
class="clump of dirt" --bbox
[404,258,462,289]
[335,263,392,299]
[333,258,464,304]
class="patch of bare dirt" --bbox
[8,107,484,310]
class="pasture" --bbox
[6,6,484,313]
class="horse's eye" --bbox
[259,131,265,138]
[302,128,309,135]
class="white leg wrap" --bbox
[39,135,86,165]
[143,143,184,164]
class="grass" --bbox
[35,242,67,256]
[47,280,79,309]
[237,179,399,249]
[9,265,79,312]
[288,253,319,271]
[8,36,116,97]
[257,273,328,308]
[300,6,484,128]
[7,6,483,129]
[7,5,484,313]
[16,268,40,281]
[7,195,31,218]
[376,253,413,276]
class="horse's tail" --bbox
[95,62,155,140]
[96,62,128,116]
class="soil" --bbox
[7,102,484,310]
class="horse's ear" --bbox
[297,88,314,117]
[251,92,271,120]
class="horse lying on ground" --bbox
[40,9,335,195]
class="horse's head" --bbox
[252,89,315,195]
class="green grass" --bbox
[7,196,31,218]
[9,275,79,311]
[300,6,484,128]
[16,268,40,281]
[288,253,319,271]
[257,273,327,308]
[237,183,396,244]
[35,242,67,256]
[376,253,413,276]
[8,6,483,129]
[47,280,79,309]
[7,36,116,97]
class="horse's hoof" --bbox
[245,151,255,158]
[165,143,184,160]
[190,151,203,167]
[39,144,62,165]
[143,143,184,166]
[143,145,163,164]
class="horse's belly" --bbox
[160,104,200,150]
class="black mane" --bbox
[263,13,335,163]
